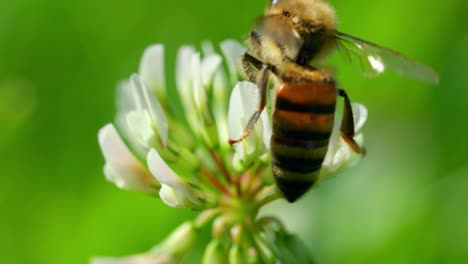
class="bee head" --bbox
[266,0,338,65]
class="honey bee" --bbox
[229,0,439,202]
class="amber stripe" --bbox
[276,82,337,106]
[274,109,334,131]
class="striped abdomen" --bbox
[271,81,337,202]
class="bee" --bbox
[229,0,439,202]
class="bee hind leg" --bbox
[228,63,271,146]
[338,89,366,155]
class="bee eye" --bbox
[281,10,291,17]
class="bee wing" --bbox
[335,31,439,84]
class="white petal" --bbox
[227,82,252,159]
[99,124,135,165]
[201,40,216,56]
[228,82,258,135]
[98,124,159,194]
[176,46,196,97]
[130,74,168,146]
[201,54,222,87]
[115,80,150,157]
[116,80,135,114]
[159,184,188,208]
[261,110,272,149]
[327,139,361,175]
[352,103,368,132]
[91,255,171,264]
[322,116,341,165]
[147,149,204,207]
[175,46,200,130]
[228,81,268,162]
[191,53,206,113]
[139,44,166,96]
[220,40,245,83]
[212,70,230,149]
[104,165,127,189]
[125,110,158,150]
[320,104,368,179]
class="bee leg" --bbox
[338,89,366,154]
[242,52,263,82]
[228,63,271,145]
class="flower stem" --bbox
[255,186,281,208]
[208,149,232,183]
[201,166,231,196]
[246,175,263,199]
[194,208,223,228]
[256,216,285,231]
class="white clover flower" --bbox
[220,40,246,83]
[147,149,206,209]
[98,124,159,194]
[115,74,168,156]
[228,81,271,166]
[320,103,367,179]
[139,44,166,100]
[96,39,368,264]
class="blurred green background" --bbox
[1,0,467,263]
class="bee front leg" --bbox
[242,52,263,82]
[338,89,366,154]
[228,63,271,145]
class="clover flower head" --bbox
[95,39,367,263]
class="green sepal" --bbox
[203,240,228,264]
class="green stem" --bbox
[255,187,281,209]
[194,208,223,228]
[208,149,232,183]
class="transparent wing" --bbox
[336,31,440,84]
